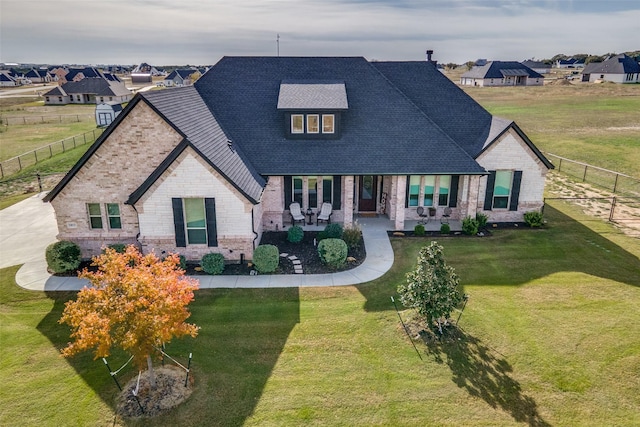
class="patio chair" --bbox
[316,202,333,226]
[441,207,452,224]
[289,202,305,226]
[416,206,430,224]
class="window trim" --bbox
[183,198,207,245]
[106,203,122,229]
[291,114,304,134]
[87,203,103,229]
[307,114,320,134]
[322,114,335,134]
[492,170,513,210]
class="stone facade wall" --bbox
[136,148,256,261]
[51,100,182,258]
[475,128,549,221]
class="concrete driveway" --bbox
[0,193,58,288]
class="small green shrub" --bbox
[103,243,127,254]
[342,222,363,249]
[524,211,544,227]
[462,216,479,235]
[253,244,279,273]
[201,252,225,275]
[319,223,343,241]
[440,223,451,234]
[287,225,304,243]
[46,240,81,274]
[414,223,426,236]
[317,238,348,268]
[475,212,488,229]
[178,255,187,270]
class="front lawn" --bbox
[1,200,639,426]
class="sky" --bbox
[1,0,638,66]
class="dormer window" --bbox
[278,80,347,139]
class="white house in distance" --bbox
[581,54,640,84]
[460,61,544,87]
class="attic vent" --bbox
[227,139,235,153]
[277,81,348,110]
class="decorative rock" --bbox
[347,256,356,263]
[393,232,405,236]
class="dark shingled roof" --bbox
[136,87,265,203]
[461,61,543,79]
[194,56,486,176]
[583,54,640,75]
[43,78,131,97]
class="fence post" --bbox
[582,165,588,182]
[0,162,4,179]
[613,174,619,194]
[609,196,616,222]
[62,139,66,153]
[84,132,87,144]
[73,136,76,148]
[34,150,38,163]
[49,144,53,158]
[17,156,22,171]
[37,173,42,192]
[558,158,562,172]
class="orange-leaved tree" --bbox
[59,245,199,388]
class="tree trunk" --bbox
[147,355,156,389]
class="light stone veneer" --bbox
[136,148,257,261]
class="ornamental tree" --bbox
[397,241,464,334]
[59,245,199,388]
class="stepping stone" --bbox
[294,267,304,274]
[280,253,288,257]
[292,259,301,265]
[288,255,298,261]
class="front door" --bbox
[358,175,377,212]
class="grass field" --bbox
[460,82,640,177]
[1,200,639,426]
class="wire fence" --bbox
[545,152,640,197]
[0,128,103,178]
[0,114,94,126]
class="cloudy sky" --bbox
[1,0,638,66]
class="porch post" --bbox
[342,175,354,227]
[393,175,406,230]
[465,175,482,217]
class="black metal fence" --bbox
[0,128,103,178]
[545,153,640,197]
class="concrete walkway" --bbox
[3,194,397,291]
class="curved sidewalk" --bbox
[8,195,394,291]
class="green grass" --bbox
[1,200,639,426]
[463,84,640,177]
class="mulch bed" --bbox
[185,231,366,275]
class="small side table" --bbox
[306,210,315,225]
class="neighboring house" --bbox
[95,102,123,127]
[581,54,640,83]
[43,78,133,105]
[163,69,196,87]
[555,58,585,69]
[131,63,160,83]
[521,60,552,75]
[0,72,18,86]
[24,69,53,83]
[460,61,544,86]
[44,56,553,261]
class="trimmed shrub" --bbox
[201,253,225,275]
[414,223,426,236]
[440,223,451,234]
[524,211,544,227]
[317,238,348,268]
[287,225,304,243]
[475,212,488,229]
[342,222,363,249]
[46,240,81,274]
[462,216,479,235]
[319,223,343,241]
[178,255,187,271]
[253,244,279,273]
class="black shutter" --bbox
[484,171,496,211]
[509,171,522,211]
[284,176,292,208]
[172,198,186,247]
[205,198,218,246]
[405,176,410,208]
[449,175,459,208]
[333,176,342,209]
